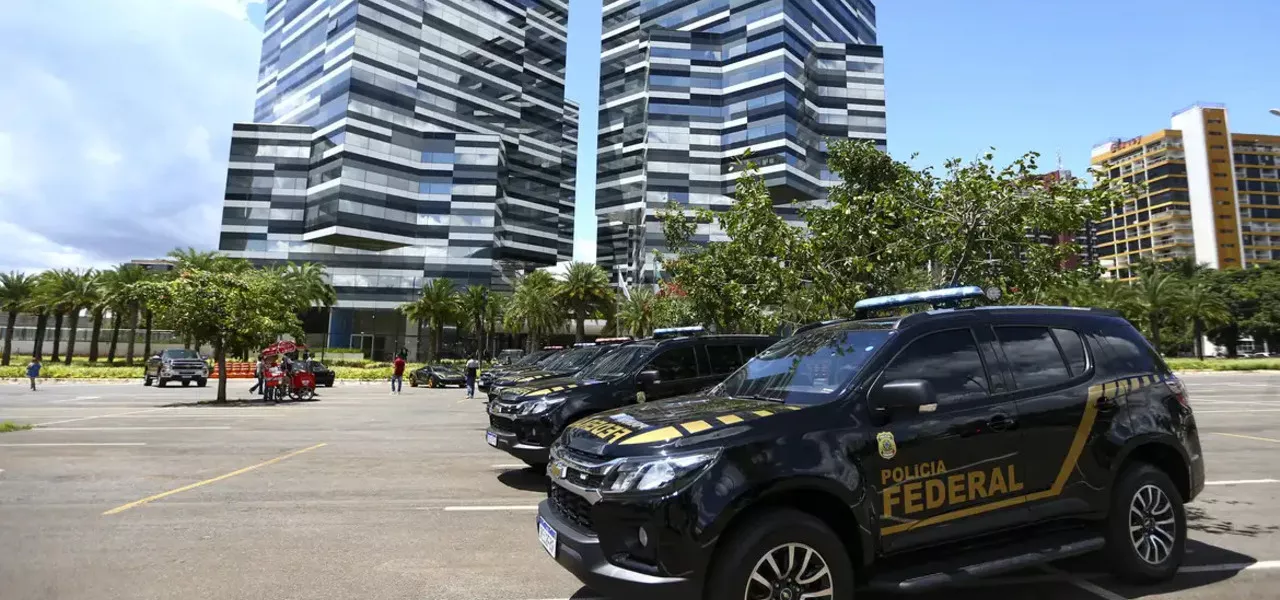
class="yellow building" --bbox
[1091,104,1280,279]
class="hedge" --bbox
[0,365,144,379]
[1164,358,1280,372]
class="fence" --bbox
[210,362,256,379]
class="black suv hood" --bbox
[559,395,807,457]
[492,375,613,402]
[493,368,574,387]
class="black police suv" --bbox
[486,328,777,468]
[535,287,1206,600]
[479,347,566,393]
[487,339,632,401]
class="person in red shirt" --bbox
[391,352,406,395]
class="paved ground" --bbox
[0,373,1278,600]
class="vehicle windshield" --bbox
[511,351,543,366]
[715,324,892,406]
[535,350,567,366]
[550,347,606,371]
[162,349,201,359]
[431,365,459,374]
[577,344,654,380]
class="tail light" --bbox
[1167,375,1190,409]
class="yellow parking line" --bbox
[102,443,327,515]
[1213,432,1280,445]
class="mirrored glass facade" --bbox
[595,0,885,284]
[219,0,575,309]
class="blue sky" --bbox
[1,0,1277,271]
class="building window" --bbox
[1212,145,1227,150]
[1209,131,1224,136]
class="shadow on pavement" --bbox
[1187,501,1280,537]
[158,397,313,407]
[497,467,549,493]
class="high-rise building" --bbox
[1091,104,1280,280]
[217,0,574,358]
[595,0,885,285]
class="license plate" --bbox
[486,431,498,447]
[537,515,557,558]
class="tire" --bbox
[157,377,168,388]
[324,381,333,388]
[1104,462,1186,583]
[196,378,207,388]
[409,375,419,388]
[182,380,191,387]
[144,375,152,387]
[706,508,853,600]
[429,376,438,389]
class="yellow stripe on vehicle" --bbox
[717,414,744,425]
[618,426,684,445]
[680,420,712,434]
[752,410,773,417]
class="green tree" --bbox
[505,270,563,350]
[400,278,459,362]
[143,269,303,402]
[1205,268,1252,358]
[281,262,337,356]
[38,270,78,362]
[614,286,658,338]
[54,270,100,364]
[557,262,613,342]
[98,265,144,364]
[1181,281,1231,360]
[1134,269,1185,352]
[458,285,490,356]
[0,272,37,366]
[483,292,508,357]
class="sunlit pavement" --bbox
[0,374,1278,600]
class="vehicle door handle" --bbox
[987,413,1015,432]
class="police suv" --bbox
[486,339,633,402]
[535,287,1205,600]
[478,346,566,393]
[485,328,777,468]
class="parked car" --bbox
[144,348,209,387]
[410,364,467,388]
[306,360,335,387]
[479,347,568,393]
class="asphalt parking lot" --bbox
[1,373,1279,600]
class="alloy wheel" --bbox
[744,543,833,600]
[1129,483,1176,565]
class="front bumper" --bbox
[486,427,550,465]
[537,501,698,600]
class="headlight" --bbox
[517,396,566,415]
[603,450,720,495]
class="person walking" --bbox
[391,352,406,395]
[26,356,42,391]
[249,355,266,397]
[465,356,479,399]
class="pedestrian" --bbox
[249,355,266,396]
[26,356,41,391]
[465,356,479,399]
[391,352,406,395]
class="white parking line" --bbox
[1039,565,1125,600]
[1205,479,1280,485]
[33,408,169,426]
[442,505,539,512]
[1196,409,1280,414]
[1180,560,1280,573]
[0,442,147,447]
[34,426,232,431]
[491,464,531,469]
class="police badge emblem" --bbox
[876,431,896,459]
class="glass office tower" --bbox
[218,0,574,357]
[595,0,885,285]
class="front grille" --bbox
[550,484,594,532]
[489,415,512,432]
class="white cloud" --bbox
[0,0,264,271]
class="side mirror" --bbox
[637,369,659,388]
[872,379,937,415]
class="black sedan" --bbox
[410,364,466,388]
[306,361,336,387]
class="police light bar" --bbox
[854,286,985,315]
[653,326,705,338]
[542,345,565,350]
[594,337,633,344]
[573,342,599,347]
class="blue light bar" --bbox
[854,286,985,314]
[653,326,705,338]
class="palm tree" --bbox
[55,270,100,364]
[87,273,111,363]
[283,262,337,356]
[167,247,230,272]
[483,293,508,358]
[557,262,613,342]
[1134,269,1185,352]
[99,264,145,365]
[1182,281,1231,360]
[614,286,658,338]
[458,285,490,356]
[400,278,460,362]
[0,272,37,365]
[505,270,564,350]
[39,269,78,362]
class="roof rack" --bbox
[653,326,705,339]
[853,286,987,318]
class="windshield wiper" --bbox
[730,394,786,404]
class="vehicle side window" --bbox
[880,329,989,406]
[1100,326,1167,375]
[742,342,768,360]
[994,326,1072,389]
[1050,328,1088,376]
[648,346,699,380]
[705,344,743,375]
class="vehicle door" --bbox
[866,327,1030,553]
[640,344,703,401]
[702,342,746,389]
[988,324,1107,521]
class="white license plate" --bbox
[486,431,498,447]
[537,516,557,558]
